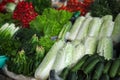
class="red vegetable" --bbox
[58,0,93,16]
[0,0,15,12]
[13,1,38,28]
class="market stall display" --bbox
[0,0,120,80]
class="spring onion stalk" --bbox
[12,27,19,36]
[97,37,113,60]
[7,23,15,37]
[52,42,74,74]
[30,34,39,44]
[88,18,102,37]
[72,43,85,66]
[99,15,113,39]
[0,23,9,31]
[67,16,85,40]
[112,14,120,43]
[35,40,65,80]
[85,36,97,55]
[0,23,19,39]
[75,17,92,41]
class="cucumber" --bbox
[66,71,78,80]
[109,59,120,78]
[83,57,100,74]
[103,60,112,74]
[92,62,104,80]
[100,74,110,80]
[81,54,98,70]
[59,68,70,80]
[117,63,120,76]
[71,55,89,72]
[77,70,86,80]
[85,73,92,80]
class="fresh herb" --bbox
[90,0,120,20]
[0,13,16,27]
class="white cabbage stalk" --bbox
[112,13,120,43]
[97,38,104,56]
[75,17,92,41]
[97,37,113,60]
[52,42,74,74]
[72,43,85,66]
[85,12,91,18]
[88,18,102,37]
[67,16,85,40]
[99,15,113,39]
[35,40,65,80]
[85,36,97,55]
[103,37,113,60]
[71,40,81,46]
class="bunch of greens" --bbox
[0,27,45,76]
[26,0,51,14]
[90,0,120,20]
[0,13,16,27]
[6,29,45,76]
[30,8,72,52]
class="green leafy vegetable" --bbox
[0,13,16,27]
[30,8,72,51]
[27,0,51,14]
[39,36,56,52]
[90,0,120,20]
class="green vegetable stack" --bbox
[35,13,120,79]
[59,54,120,80]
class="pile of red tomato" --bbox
[58,0,94,15]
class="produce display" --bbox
[35,13,120,79]
[0,0,120,80]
